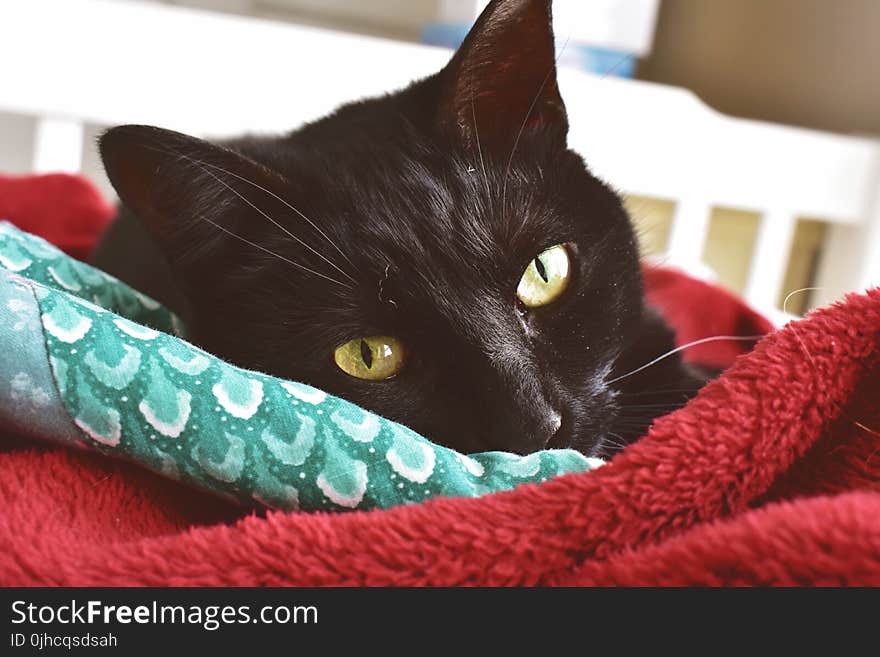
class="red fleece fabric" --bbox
[1,174,878,586]
[0,173,114,260]
[642,265,775,368]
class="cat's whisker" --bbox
[207,170,356,285]
[501,34,571,215]
[783,286,821,372]
[618,396,693,404]
[599,53,633,79]
[610,420,658,429]
[188,213,352,289]
[618,403,685,411]
[471,97,492,203]
[783,287,880,438]
[618,395,700,405]
[137,143,352,288]
[606,334,766,386]
[783,286,822,315]
[150,145,358,285]
[618,387,704,397]
[596,432,630,452]
[187,157,359,279]
[589,442,616,460]
[606,431,628,444]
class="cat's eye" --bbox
[516,244,571,308]
[334,336,406,381]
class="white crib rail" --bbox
[1,0,878,319]
[31,118,85,174]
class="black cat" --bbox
[92,0,710,458]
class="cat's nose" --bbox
[489,405,563,455]
[516,409,564,453]
[540,410,563,448]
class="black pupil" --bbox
[534,256,548,283]
[360,340,373,369]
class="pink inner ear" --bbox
[438,0,568,152]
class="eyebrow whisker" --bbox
[147,145,358,285]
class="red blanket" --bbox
[0,173,114,261]
[1,174,878,586]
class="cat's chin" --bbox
[553,412,623,457]
[545,431,572,451]
[543,420,595,455]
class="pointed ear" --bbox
[99,124,283,269]
[437,0,567,152]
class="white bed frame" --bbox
[2,0,878,322]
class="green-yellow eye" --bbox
[516,244,571,307]
[334,336,406,381]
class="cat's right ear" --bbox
[99,124,283,267]
[436,0,567,153]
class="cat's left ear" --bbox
[437,0,567,152]
[98,124,286,274]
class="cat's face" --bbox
[99,0,644,454]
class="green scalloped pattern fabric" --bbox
[0,222,602,511]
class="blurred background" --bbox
[0,0,877,319]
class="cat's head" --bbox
[99,0,643,455]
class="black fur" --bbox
[92,0,710,457]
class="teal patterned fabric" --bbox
[0,222,602,511]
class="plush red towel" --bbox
[0,174,878,586]
[0,174,114,260]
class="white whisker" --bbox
[156,147,357,285]
[783,286,880,438]
[193,213,351,289]
[188,157,359,276]
[471,97,491,202]
[606,334,765,385]
[782,286,822,370]
[501,34,571,215]
[604,432,629,449]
